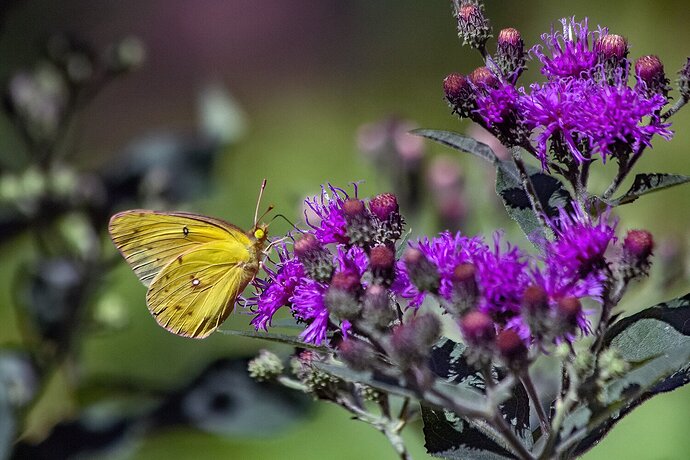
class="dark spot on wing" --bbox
[183,226,189,237]
[177,255,183,264]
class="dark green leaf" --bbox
[608,173,690,206]
[411,129,499,165]
[0,389,13,460]
[495,161,570,246]
[423,338,532,459]
[573,292,690,455]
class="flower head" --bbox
[532,17,600,79]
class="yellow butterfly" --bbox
[108,184,271,339]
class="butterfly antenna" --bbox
[270,213,303,232]
[254,179,268,226]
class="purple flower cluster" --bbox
[445,17,674,168]
[249,185,623,348]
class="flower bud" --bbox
[294,234,334,282]
[390,313,441,369]
[448,263,478,315]
[556,297,582,335]
[404,248,440,294]
[248,350,284,382]
[635,55,669,97]
[522,285,549,314]
[623,229,654,278]
[469,66,499,90]
[370,245,396,286]
[678,58,690,101]
[362,284,396,330]
[325,270,362,321]
[369,193,404,244]
[496,329,528,368]
[338,339,375,372]
[343,198,375,248]
[443,73,475,117]
[456,1,491,50]
[460,311,495,346]
[595,34,628,61]
[495,28,525,79]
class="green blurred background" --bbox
[1,0,690,458]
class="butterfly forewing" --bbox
[145,239,259,338]
[109,210,251,287]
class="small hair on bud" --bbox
[331,270,361,293]
[404,248,440,293]
[390,313,441,369]
[496,28,525,79]
[624,229,654,259]
[294,233,334,282]
[595,34,628,60]
[635,55,669,96]
[369,193,399,221]
[370,245,396,286]
[469,66,499,89]
[362,284,396,329]
[456,1,491,49]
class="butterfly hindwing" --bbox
[146,239,259,338]
[109,210,251,287]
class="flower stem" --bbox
[520,371,550,437]
[661,96,688,121]
[602,145,646,200]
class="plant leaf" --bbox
[216,328,327,352]
[422,338,532,459]
[495,160,570,246]
[572,292,690,455]
[411,129,499,166]
[608,173,690,206]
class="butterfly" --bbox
[108,182,271,339]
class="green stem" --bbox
[511,147,552,231]
[520,371,550,437]
[661,96,688,121]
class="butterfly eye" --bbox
[254,228,265,239]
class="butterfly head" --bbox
[252,223,269,243]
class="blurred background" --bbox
[1,0,690,458]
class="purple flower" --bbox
[304,184,351,244]
[521,76,672,165]
[546,206,616,289]
[393,231,485,308]
[475,82,520,127]
[250,252,304,331]
[474,233,530,318]
[531,17,600,79]
[291,279,329,344]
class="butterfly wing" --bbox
[145,239,259,338]
[109,210,251,287]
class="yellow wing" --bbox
[146,239,259,339]
[109,210,251,287]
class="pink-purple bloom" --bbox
[531,17,600,79]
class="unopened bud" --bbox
[447,263,478,315]
[460,311,495,346]
[556,297,582,335]
[369,193,404,244]
[595,34,628,61]
[362,284,396,330]
[338,339,375,372]
[522,285,549,314]
[248,350,284,382]
[325,270,362,321]
[496,329,528,368]
[495,28,525,79]
[456,1,491,50]
[635,55,669,97]
[370,245,396,286]
[404,248,440,294]
[294,234,334,282]
[469,66,499,90]
[390,313,441,369]
[343,198,374,248]
[623,229,654,278]
[443,73,475,117]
